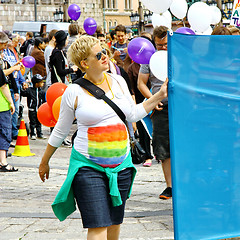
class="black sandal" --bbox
[0,164,18,172]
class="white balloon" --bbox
[152,11,172,29]
[187,2,212,33]
[202,26,213,35]
[209,6,222,25]
[170,0,188,19]
[149,51,168,80]
[141,0,173,14]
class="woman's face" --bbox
[85,44,109,71]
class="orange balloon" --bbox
[52,96,62,121]
[46,82,67,107]
[20,65,25,75]
[37,102,57,127]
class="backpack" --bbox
[26,43,34,56]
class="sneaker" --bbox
[31,135,36,140]
[62,139,71,147]
[159,187,172,200]
[37,135,47,139]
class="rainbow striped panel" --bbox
[87,123,128,167]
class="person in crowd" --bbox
[226,25,240,35]
[211,25,232,35]
[97,33,106,43]
[111,25,132,72]
[49,30,78,85]
[138,26,171,199]
[20,31,34,57]
[0,31,17,172]
[64,23,83,82]
[126,28,133,41]
[3,32,26,140]
[21,74,46,140]
[39,35,168,240]
[44,29,57,91]
[128,32,154,167]
[64,23,81,55]
[31,37,47,78]
[107,30,117,49]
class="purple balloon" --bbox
[127,37,155,64]
[175,27,196,35]
[83,18,97,35]
[68,4,81,21]
[22,56,36,68]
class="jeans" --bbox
[10,89,20,138]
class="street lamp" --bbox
[53,7,64,22]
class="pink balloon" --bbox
[22,56,36,68]
[68,4,81,21]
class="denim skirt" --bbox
[72,167,133,228]
[0,110,12,151]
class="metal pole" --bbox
[138,0,144,34]
[34,0,37,21]
[217,0,222,11]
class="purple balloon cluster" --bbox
[127,37,155,64]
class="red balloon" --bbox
[46,83,67,107]
[37,102,57,127]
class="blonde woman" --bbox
[39,35,168,240]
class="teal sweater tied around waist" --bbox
[52,147,137,221]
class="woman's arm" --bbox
[39,144,57,182]
[52,51,74,77]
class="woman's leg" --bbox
[107,224,120,240]
[87,227,107,240]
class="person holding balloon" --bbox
[49,30,78,85]
[39,35,168,240]
[138,26,172,200]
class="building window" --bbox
[114,20,117,26]
[125,0,131,9]
[109,21,112,28]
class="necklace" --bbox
[105,74,114,100]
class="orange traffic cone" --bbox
[12,119,35,157]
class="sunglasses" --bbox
[96,49,107,60]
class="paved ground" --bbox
[1,99,239,240]
[0,98,174,240]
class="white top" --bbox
[44,45,54,87]
[49,74,147,167]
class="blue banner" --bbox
[168,32,240,240]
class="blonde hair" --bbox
[67,35,100,71]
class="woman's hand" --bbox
[158,78,168,100]
[39,162,50,182]
[10,102,15,114]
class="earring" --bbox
[86,66,89,69]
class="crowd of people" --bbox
[0,22,239,239]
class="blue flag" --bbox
[168,32,240,240]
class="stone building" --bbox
[0,0,137,33]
